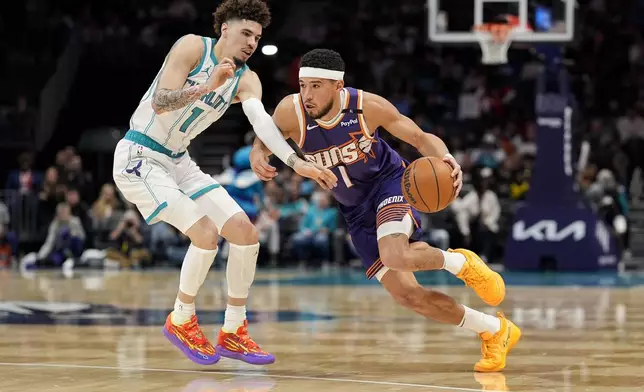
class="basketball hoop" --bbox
[473,23,516,65]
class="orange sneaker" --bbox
[162,313,220,365]
[216,320,275,365]
[475,313,521,372]
[450,248,506,306]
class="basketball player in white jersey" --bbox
[112,0,337,366]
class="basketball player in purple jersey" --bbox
[250,49,521,372]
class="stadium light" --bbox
[262,45,278,56]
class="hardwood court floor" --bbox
[0,268,644,391]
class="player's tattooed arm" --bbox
[150,35,205,114]
[152,85,207,114]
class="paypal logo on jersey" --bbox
[341,118,358,127]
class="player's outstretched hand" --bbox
[250,148,277,181]
[443,153,463,196]
[293,158,338,190]
[207,57,236,92]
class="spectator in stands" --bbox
[470,133,506,169]
[150,222,189,265]
[0,201,9,230]
[91,183,122,247]
[617,108,644,141]
[0,201,18,260]
[290,191,337,265]
[287,173,315,199]
[63,155,93,201]
[452,168,501,262]
[508,157,533,201]
[66,187,92,240]
[106,208,150,269]
[39,167,59,197]
[0,199,13,268]
[278,180,308,235]
[37,166,64,233]
[0,225,13,268]
[5,152,41,196]
[255,181,283,265]
[5,152,41,237]
[419,212,451,251]
[587,169,630,252]
[218,144,264,222]
[36,202,85,267]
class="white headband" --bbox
[299,67,344,80]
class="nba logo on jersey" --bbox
[136,145,144,155]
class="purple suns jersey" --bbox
[292,87,406,207]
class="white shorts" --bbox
[112,138,243,234]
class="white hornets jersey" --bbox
[128,36,247,154]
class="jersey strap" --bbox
[343,87,361,113]
[356,89,374,139]
[124,130,186,158]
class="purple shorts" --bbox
[339,168,423,279]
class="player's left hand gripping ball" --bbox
[443,153,463,196]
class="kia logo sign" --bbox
[513,220,586,242]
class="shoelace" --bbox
[462,267,488,290]
[236,325,261,351]
[185,318,209,346]
[482,338,503,359]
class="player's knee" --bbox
[222,212,259,245]
[186,217,220,250]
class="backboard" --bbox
[428,0,576,43]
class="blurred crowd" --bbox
[1,0,643,270]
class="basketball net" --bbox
[473,17,531,64]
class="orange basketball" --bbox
[401,156,456,213]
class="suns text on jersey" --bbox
[304,140,371,169]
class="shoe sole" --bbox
[216,345,276,365]
[163,328,220,365]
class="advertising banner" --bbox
[503,70,620,271]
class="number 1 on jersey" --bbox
[179,107,205,133]
[338,166,354,188]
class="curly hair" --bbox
[299,49,345,72]
[213,0,271,35]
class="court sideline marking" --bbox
[0,362,513,392]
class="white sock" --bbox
[223,304,246,332]
[459,305,501,335]
[171,298,196,325]
[441,250,466,275]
